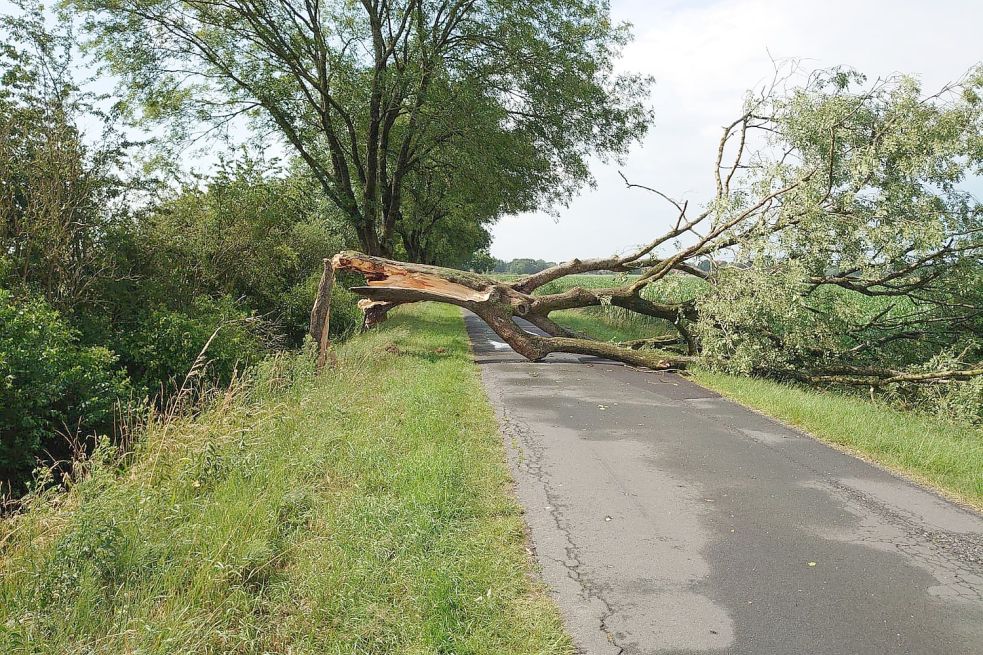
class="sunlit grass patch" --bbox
[551,308,675,342]
[533,273,695,343]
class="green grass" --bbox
[553,308,983,509]
[551,308,673,342]
[522,273,692,343]
[0,303,571,654]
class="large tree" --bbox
[313,67,983,404]
[71,0,651,259]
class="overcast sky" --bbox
[490,0,983,262]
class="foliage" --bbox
[70,0,652,258]
[463,249,498,273]
[694,262,837,375]
[0,6,366,490]
[113,296,267,396]
[397,202,493,267]
[475,67,983,421]
[889,355,983,425]
[685,68,983,417]
[0,289,132,489]
[118,158,354,345]
[504,258,558,275]
[543,263,982,424]
[0,0,135,312]
[280,271,364,344]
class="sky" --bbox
[489,0,983,262]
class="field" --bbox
[502,273,692,343]
[0,304,571,654]
[537,275,983,508]
[1,291,979,655]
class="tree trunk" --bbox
[314,251,983,387]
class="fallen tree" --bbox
[312,66,983,409]
[314,251,697,369]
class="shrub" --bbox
[280,272,363,344]
[129,160,354,335]
[39,515,129,607]
[0,289,132,489]
[116,296,268,396]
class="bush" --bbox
[0,289,132,489]
[116,296,268,396]
[885,351,983,426]
[128,160,355,344]
[280,272,363,344]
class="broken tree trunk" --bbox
[309,258,336,370]
[327,251,696,370]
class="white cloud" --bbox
[491,0,983,261]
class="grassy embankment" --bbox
[544,275,983,509]
[0,303,571,654]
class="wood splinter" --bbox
[309,259,336,371]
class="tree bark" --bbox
[314,251,983,387]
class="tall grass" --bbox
[0,304,571,654]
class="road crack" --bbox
[498,393,626,654]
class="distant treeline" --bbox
[487,258,558,275]
[468,256,716,276]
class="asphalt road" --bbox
[463,312,983,655]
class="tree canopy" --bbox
[71,0,652,260]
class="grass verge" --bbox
[554,308,983,510]
[0,303,571,654]
[690,370,983,509]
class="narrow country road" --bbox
[463,312,983,655]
